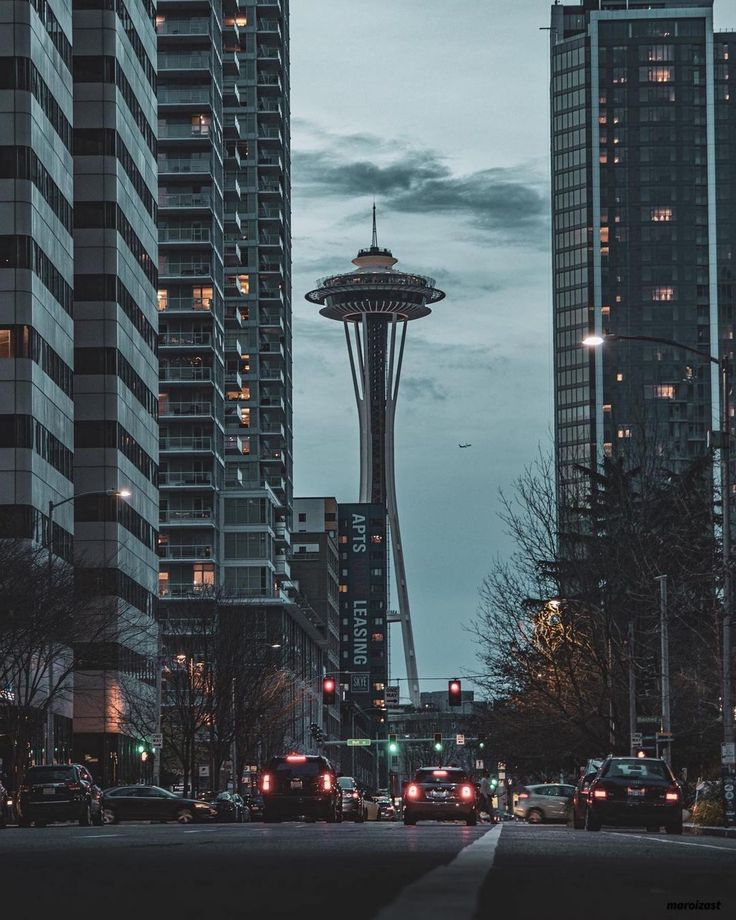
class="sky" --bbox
[289,0,736,701]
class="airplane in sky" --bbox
[458,443,472,449]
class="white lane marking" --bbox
[372,826,502,920]
[80,834,126,839]
[607,832,736,853]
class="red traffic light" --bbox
[323,677,335,693]
[448,679,462,706]
[322,676,337,704]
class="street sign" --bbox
[722,742,736,766]
[723,767,736,827]
[656,731,674,741]
[636,716,660,724]
[630,732,643,747]
[198,765,209,777]
[498,770,506,781]
[346,738,371,747]
[385,686,400,706]
[456,734,465,746]
[497,762,506,771]
[475,759,484,769]
[151,733,163,748]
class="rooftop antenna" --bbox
[371,201,378,250]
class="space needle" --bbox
[306,208,446,708]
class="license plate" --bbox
[627,788,644,798]
[290,779,302,790]
[43,787,56,795]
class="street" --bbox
[2,820,735,920]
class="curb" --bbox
[684,823,736,839]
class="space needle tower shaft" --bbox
[306,208,446,708]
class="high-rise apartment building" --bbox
[550,0,735,513]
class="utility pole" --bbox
[628,621,637,756]
[721,355,734,753]
[656,575,671,766]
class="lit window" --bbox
[616,373,624,382]
[603,404,612,413]
[603,442,613,458]
[647,46,674,63]
[599,153,608,165]
[617,427,632,439]
[654,385,675,399]
[0,329,11,358]
[374,683,385,691]
[652,287,675,302]
[241,437,250,455]
[339,585,348,593]
[648,67,673,82]
[339,535,348,544]
[370,534,383,544]
[371,633,384,642]
[193,564,215,588]
[193,286,213,310]
[651,207,673,222]
[240,408,250,427]
[235,16,247,26]
[601,306,611,316]
[600,228,609,244]
[238,274,250,294]
[158,571,169,596]
[157,290,168,312]
[191,114,211,136]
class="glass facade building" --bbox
[550,0,735,520]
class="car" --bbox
[362,791,380,821]
[260,754,342,823]
[514,783,576,824]
[207,791,248,823]
[337,776,365,822]
[101,785,217,825]
[570,761,603,829]
[375,790,397,821]
[242,790,264,821]
[583,756,683,834]
[402,767,477,826]
[0,776,10,828]
[18,763,103,827]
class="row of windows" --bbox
[75,274,157,356]
[554,148,587,172]
[75,642,156,684]
[555,307,588,331]
[0,503,73,562]
[76,493,156,550]
[554,167,587,193]
[73,0,156,90]
[552,67,586,94]
[0,325,73,396]
[0,414,73,480]
[555,207,588,233]
[0,145,73,233]
[77,565,156,617]
[599,19,705,40]
[75,202,157,287]
[552,127,586,154]
[223,497,272,526]
[74,129,156,222]
[28,0,73,71]
[75,420,157,485]
[554,88,586,114]
[553,107,588,133]
[555,188,588,212]
[74,347,158,418]
[72,55,156,156]
[555,248,589,271]
[0,234,73,315]
[223,532,270,559]
[0,56,72,151]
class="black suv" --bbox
[584,756,682,833]
[19,764,103,827]
[260,754,342,823]
[403,767,477,826]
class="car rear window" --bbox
[337,777,356,789]
[274,760,321,777]
[26,767,75,783]
[603,759,670,780]
[415,769,468,783]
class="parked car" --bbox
[570,761,603,829]
[242,790,264,821]
[260,754,342,822]
[18,764,103,827]
[207,791,248,823]
[514,784,576,824]
[337,776,365,822]
[362,790,380,821]
[101,785,217,825]
[584,756,683,833]
[375,790,397,821]
[402,767,477,826]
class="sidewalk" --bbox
[684,823,736,839]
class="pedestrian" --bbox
[478,771,492,822]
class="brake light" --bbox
[261,773,272,793]
[352,791,360,799]
[432,770,448,777]
[593,788,608,799]
[460,785,474,800]
[286,755,307,763]
[665,788,680,802]
[407,784,419,799]
[518,793,528,800]
[322,773,332,792]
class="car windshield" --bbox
[415,768,468,784]
[26,767,74,783]
[603,759,670,780]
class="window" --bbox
[0,330,11,358]
[653,385,675,399]
[298,513,306,522]
[157,289,168,311]
[193,564,214,588]
[339,585,348,594]
[652,287,675,302]
[644,66,673,83]
[650,207,673,222]
[617,428,631,439]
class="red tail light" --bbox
[286,754,306,763]
[407,784,420,799]
[261,773,272,794]
[321,773,332,792]
[592,788,608,799]
[665,787,680,802]
[518,792,528,800]
[460,785,474,800]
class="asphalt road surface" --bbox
[1,819,734,920]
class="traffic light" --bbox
[433,732,443,752]
[490,777,498,790]
[322,676,336,705]
[136,743,145,755]
[478,734,486,751]
[388,733,398,754]
[448,679,462,707]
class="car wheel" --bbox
[79,803,92,827]
[102,808,119,826]
[466,812,478,827]
[585,808,601,832]
[527,808,544,824]
[572,811,584,830]
[176,809,194,824]
[665,820,683,835]
[93,807,104,827]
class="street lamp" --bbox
[45,487,131,767]
[582,332,733,772]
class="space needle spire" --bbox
[306,211,446,708]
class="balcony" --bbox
[159,471,215,488]
[160,435,213,452]
[258,340,283,356]
[274,520,290,545]
[225,115,241,139]
[160,366,214,382]
[257,72,282,91]
[160,332,213,347]
[159,260,213,279]
[159,192,212,210]
[158,296,213,313]
[258,205,282,220]
[160,508,215,525]
[258,234,282,249]
[259,311,283,330]
[159,401,213,418]
[257,46,281,63]
[260,394,285,411]
[226,369,243,390]
[159,226,212,244]
[157,544,215,560]
[159,583,217,599]
[158,124,214,141]
[258,20,281,37]
[157,19,211,37]
[158,157,212,177]
[158,53,211,71]
[158,88,214,107]
[260,366,284,384]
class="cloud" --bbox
[401,376,449,402]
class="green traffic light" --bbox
[388,742,398,754]
[434,743,442,752]
[137,743,145,754]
